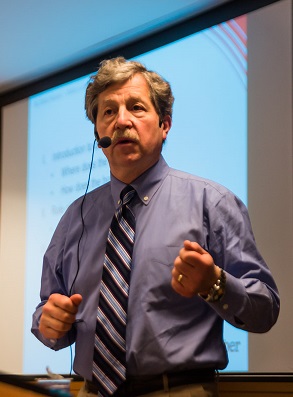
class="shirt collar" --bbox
[110,155,170,208]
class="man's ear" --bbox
[160,115,172,141]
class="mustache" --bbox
[111,129,139,144]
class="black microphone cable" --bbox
[69,139,96,295]
[68,139,96,376]
[67,136,111,375]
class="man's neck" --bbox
[110,158,160,184]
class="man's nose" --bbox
[115,108,132,129]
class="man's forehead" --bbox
[98,76,151,103]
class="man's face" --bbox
[96,73,171,183]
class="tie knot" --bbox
[120,185,136,206]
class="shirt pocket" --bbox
[139,246,195,312]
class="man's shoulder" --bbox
[84,181,111,199]
[66,181,111,213]
[167,167,229,195]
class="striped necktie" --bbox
[93,185,136,397]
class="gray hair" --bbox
[85,56,174,124]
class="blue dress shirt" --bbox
[32,156,279,380]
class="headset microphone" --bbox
[98,136,112,148]
[94,128,112,148]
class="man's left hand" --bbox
[171,240,221,298]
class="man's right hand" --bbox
[39,293,82,340]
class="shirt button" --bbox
[143,196,149,201]
[223,304,229,310]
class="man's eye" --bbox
[132,104,144,111]
[104,109,113,116]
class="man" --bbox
[32,57,280,397]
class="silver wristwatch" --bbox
[199,268,226,302]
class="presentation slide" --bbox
[23,16,247,374]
